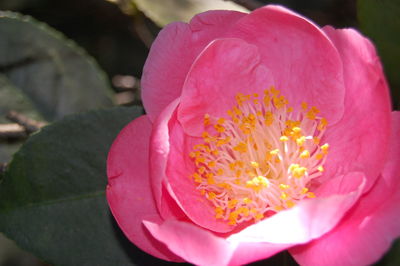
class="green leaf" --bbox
[0,11,114,121]
[358,0,400,107]
[0,107,170,265]
[133,0,248,27]
[0,74,44,163]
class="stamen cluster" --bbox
[189,86,329,226]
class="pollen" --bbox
[189,86,329,226]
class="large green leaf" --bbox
[358,0,400,107]
[0,74,44,163]
[0,11,113,121]
[0,107,172,265]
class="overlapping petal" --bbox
[106,116,182,261]
[142,10,246,122]
[178,37,273,136]
[291,112,400,266]
[321,27,392,192]
[227,5,345,124]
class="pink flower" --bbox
[106,5,400,265]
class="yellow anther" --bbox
[235,170,242,177]
[316,153,324,160]
[206,173,215,184]
[208,192,216,200]
[217,168,224,175]
[321,143,329,153]
[208,161,216,167]
[318,117,328,130]
[214,124,226,133]
[279,184,290,190]
[192,172,202,183]
[317,165,324,172]
[195,156,206,164]
[274,206,284,212]
[215,207,224,219]
[250,161,259,168]
[313,137,320,145]
[270,149,279,156]
[307,192,316,198]
[286,200,295,208]
[228,199,238,209]
[228,211,239,225]
[254,212,264,221]
[287,106,293,112]
[265,111,274,125]
[243,198,252,204]
[289,164,307,178]
[280,136,289,142]
[238,207,250,217]
[198,166,206,174]
[296,136,306,146]
[280,193,288,200]
[233,142,248,153]
[300,150,310,159]
[217,118,225,124]
[270,85,279,95]
[233,106,242,116]
[301,187,309,194]
[246,176,269,192]
[204,114,210,126]
[311,106,320,113]
[189,152,196,158]
[301,102,308,110]
[292,127,302,133]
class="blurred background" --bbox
[0,0,398,265]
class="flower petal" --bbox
[227,172,365,244]
[178,37,273,136]
[142,10,246,122]
[106,115,182,261]
[291,112,400,266]
[228,5,345,124]
[321,26,392,192]
[143,219,236,266]
[149,98,186,220]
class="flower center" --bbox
[189,86,329,226]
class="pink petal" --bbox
[143,219,235,266]
[227,172,365,244]
[178,37,273,136]
[149,98,186,220]
[227,5,345,124]
[106,115,182,261]
[291,112,400,266]
[142,10,246,122]
[321,27,392,192]
[166,112,234,232]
